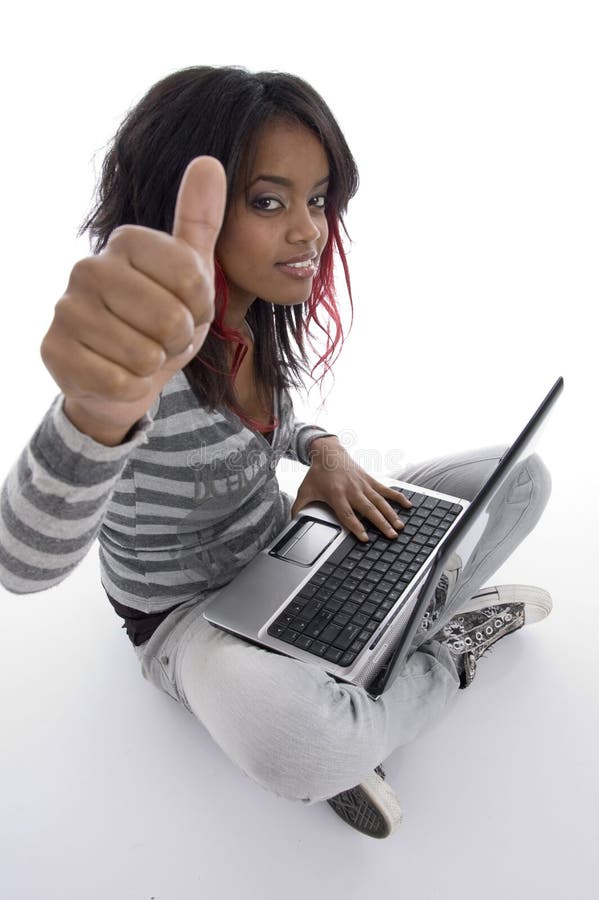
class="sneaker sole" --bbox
[327,772,403,838]
[459,584,552,624]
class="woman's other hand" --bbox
[290,436,412,542]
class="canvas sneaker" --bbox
[419,581,552,688]
[326,764,402,839]
[417,575,552,639]
[440,602,526,688]
[435,584,553,688]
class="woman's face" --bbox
[216,119,330,319]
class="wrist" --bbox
[307,434,342,464]
[63,398,137,447]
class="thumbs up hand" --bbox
[40,157,227,445]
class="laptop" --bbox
[203,377,563,700]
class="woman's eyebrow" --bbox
[248,174,330,189]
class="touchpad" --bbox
[269,518,341,566]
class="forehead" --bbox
[245,120,329,181]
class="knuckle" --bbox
[177,261,214,321]
[49,296,81,339]
[132,344,165,376]
[106,224,135,249]
[178,262,207,298]
[52,295,71,325]
[156,304,193,346]
[68,256,98,290]
[101,366,130,399]
[40,331,59,368]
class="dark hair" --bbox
[77,65,359,434]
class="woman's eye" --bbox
[252,197,283,211]
[310,195,327,209]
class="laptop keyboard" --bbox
[266,489,462,668]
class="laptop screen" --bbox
[368,376,564,696]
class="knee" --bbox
[180,629,382,803]
[506,452,552,515]
[239,683,381,804]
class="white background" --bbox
[1,2,597,898]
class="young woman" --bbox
[0,66,552,839]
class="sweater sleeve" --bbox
[283,419,338,466]
[0,394,154,595]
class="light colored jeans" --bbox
[134,445,551,804]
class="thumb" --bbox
[172,156,227,261]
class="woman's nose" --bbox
[286,206,322,244]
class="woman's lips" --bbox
[276,259,319,279]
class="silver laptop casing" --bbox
[202,476,469,690]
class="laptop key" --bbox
[267,623,286,637]
[342,601,358,616]
[324,576,346,591]
[324,548,352,569]
[310,573,329,586]
[280,628,300,643]
[324,598,343,613]
[339,650,358,667]
[306,609,334,637]
[300,598,325,621]
[333,622,362,651]
[364,571,383,585]
[344,576,361,590]
[319,622,343,644]
[295,635,314,650]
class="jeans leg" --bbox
[390,443,509,503]
[170,608,459,805]
[387,444,552,653]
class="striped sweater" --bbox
[0,368,336,642]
